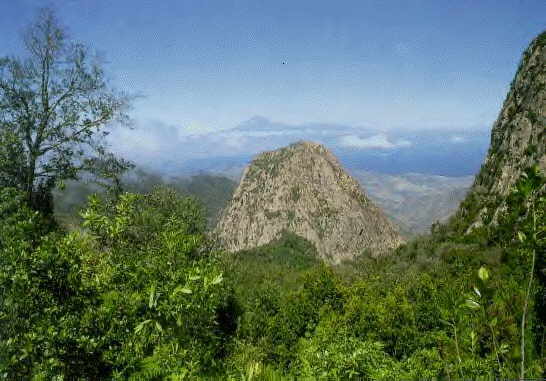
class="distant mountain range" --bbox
[111,116,490,178]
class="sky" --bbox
[1,1,544,175]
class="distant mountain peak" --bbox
[214,142,404,262]
[236,115,276,130]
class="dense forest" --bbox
[1,8,545,381]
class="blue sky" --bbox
[1,1,544,174]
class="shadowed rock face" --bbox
[459,31,546,229]
[215,141,404,263]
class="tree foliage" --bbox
[0,187,234,379]
[0,8,131,213]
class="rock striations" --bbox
[457,31,546,230]
[215,141,404,262]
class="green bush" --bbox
[0,188,105,379]
[79,187,234,379]
[294,313,399,380]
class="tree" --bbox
[0,7,132,213]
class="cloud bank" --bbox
[108,116,490,176]
[338,134,412,149]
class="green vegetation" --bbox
[286,210,296,222]
[1,186,234,379]
[264,209,282,219]
[1,167,543,379]
[537,30,546,46]
[248,145,296,180]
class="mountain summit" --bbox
[215,141,403,262]
[456,31,546,230]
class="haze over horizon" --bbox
[1,1,544,175]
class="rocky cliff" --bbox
[215,141,403,262]
[457,31,546,230]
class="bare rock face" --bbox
[457,31,546,230]
[215,141,404,263]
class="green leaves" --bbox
[75,188,232,379]
[465,299,481,310]
[0,195,107,379]
[155,321,163,333]
[478,266,489,282]
[135,320,152,334]
[515,166,543,198]
[490,317,498,327]
[3,163,543,379]
[206,273,223,288]
[148,285,157,309]
[173,286,192,295]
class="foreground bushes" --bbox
[1,166,544,379]
[0,187,234,379]
[0,188,103,379]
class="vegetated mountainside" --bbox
[172,174,237,226]
[455,31,546,231]
[215,141,403,262]
[53,170,237,228]
[351,170,473,236]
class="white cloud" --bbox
[338,134,412,149]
